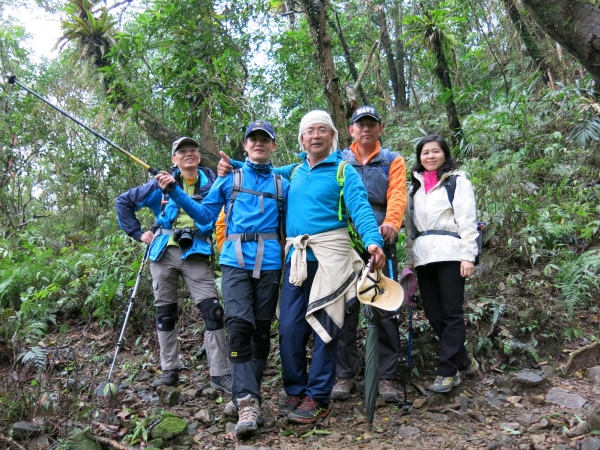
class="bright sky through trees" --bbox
[4,2,61,60]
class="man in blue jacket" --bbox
[156,122,289,437]
[116,137,231,392]
[218,110,385,424]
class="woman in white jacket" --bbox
[405,135,479,393]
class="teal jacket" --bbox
[231,150,383,261]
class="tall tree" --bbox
[56,1,181,154]
[298,0,351,145]
[376,5,406,108]
[521,0,600,85]
[503,0,552,84]
[405,9,464,146]
[391,3,408,107]
[328,10,370,107]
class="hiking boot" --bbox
[378,379,399,402]
[331,378,353,401]
[210,373,233,395]
[223,400,238,419]
[234,394,263,437]
[279,394,305,415]
[429,374,461,393]
[151,368,180,387]
[460,355,479,379]
[288,396,330,424]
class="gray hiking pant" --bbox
[151,246,230,376]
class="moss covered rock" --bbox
[150,415,187,441]
[66,432,101,450]
[148,437,164,448]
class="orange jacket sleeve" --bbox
[216,207,226,252]
[383,155,407,230]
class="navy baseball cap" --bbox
[351,106,381,124]
[244,120,276,140]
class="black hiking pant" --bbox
[336,243,401,380]
[416,261,471,377]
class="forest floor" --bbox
[1,317,600,450]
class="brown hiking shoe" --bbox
[378,379,399,402]
[331,378,353,401]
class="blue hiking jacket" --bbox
[169,162,289,271]
[116,167,215,262]
[230,151,383,261]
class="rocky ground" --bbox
[1,321,600,450]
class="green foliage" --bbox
[552,251,600,317]
[17,347,48,372]
[496,327,539,363]
[0,230,151,344]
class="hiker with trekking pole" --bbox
[405,134,480,393]
[218,110,386,424]
[332,105,408,404]
[5,76,232,395]
[156,121,289,437]
[116,137,232,392]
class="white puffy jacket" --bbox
[405,170,478,267]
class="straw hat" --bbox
[357,265,404,311]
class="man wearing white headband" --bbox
[218,109,385,423]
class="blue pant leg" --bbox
[306,330,338,405]
[279,262,314,396]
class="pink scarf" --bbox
[424,171,439,194]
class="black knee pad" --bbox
[198,297,224,331]
[228,319,253,363]
[156,304,178,332]
[253,320,271,360]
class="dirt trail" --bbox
[2,322,599,450]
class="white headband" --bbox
[297,110,339,155]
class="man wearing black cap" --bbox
[332,106,408,403]
[156,121,288,437]
[116,137,232,392]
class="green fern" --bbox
[555,250,600,316]
[17,347,48,371]
[567,116,600,148]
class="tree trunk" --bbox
[391,5,408,107]
[503,0,552,83]
[521,0,600,85]
[328,13,369,106]
[377,7,402,110]
[299,0,351,146]
[431,30,464,147]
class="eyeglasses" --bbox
[303,127,331,137]
[177,147,199,155]
[353,121,379,129]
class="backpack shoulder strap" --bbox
[289,163,301,181]
[336,161,347,221]
[409,185,417,240]
[273,173,285,239]
[225,169,243,236]
[443,174,458,206]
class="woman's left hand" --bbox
[460,260,475,278]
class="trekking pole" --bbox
[96,245,150,397]
[6,75,160,176]
[402,303,414,411]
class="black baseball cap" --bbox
[351,106,381,124]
